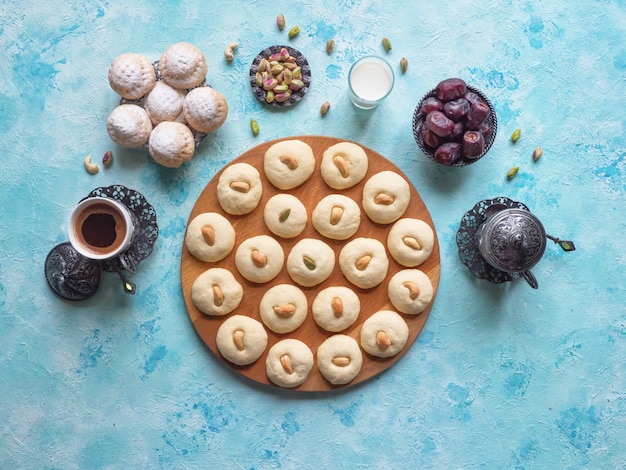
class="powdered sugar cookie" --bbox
[216,163,263,215]
[339,237,389,289]
[185,212,236,262]
[387,218,435,267]
[259,284,308,334]
[191,268,243,316]
[216,315,268,366]
[320,142,369,189]
[263,139,315,190]
[316,334,363,385]
[263,193,307,239]
[312,286,360,332]
[286,238,335,287]
[144,81,186,126]
[108,52,156,100]
[106,104,153,148]
[387,269,434,315]
[148,121,195,168]
[184,86,228,133]
[312,194,361,240]
[360,310,409,358]
[265,339,314,388]
[158,42,208,90]
[362,171,410,224]
[235,235,284,283]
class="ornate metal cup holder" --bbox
[44,185,158,301]
[456,197,575,287]
[456,197,528,285]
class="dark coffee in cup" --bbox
[73,203,127,255]
[68,197,133,260]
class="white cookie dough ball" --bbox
[360,310,409,358]
[362,171,410,224]
[320,142,369,189]
[184,86,228,133]
[191,268,243,316]
[158,42,208,90]
[263,139,315,190]
[106,104,153,148]
[144,81,187,126]
[263,194,307,239]
[387,218,435,267]
[148,121,195,168]
[312,194,361,240]
[316,334,363,385]
[216,315,268,366]
[286,238,335,287]
[185,212,236,262]
[312,286,361,332]
[259,284,308,334]
[387,269,434,315]
[235,235,284,283]
[217,163,263,215]
[339,237,389,289]
[265,339,314,388]
[108,52,156,100]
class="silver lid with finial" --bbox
[478,208,547,273]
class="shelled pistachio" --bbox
[326,39,335,54]
[250,119,260,136]
[382,37,392,52]
[507,166,519,179]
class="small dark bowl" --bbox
[412,84,497,167]
[249,45,311,108]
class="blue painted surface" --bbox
[1,1,625,468]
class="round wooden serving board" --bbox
[181,135,440,391]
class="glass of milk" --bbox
[348,56,395,109]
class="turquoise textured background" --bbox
[1,1,625,468]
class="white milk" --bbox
[348,57,394,108]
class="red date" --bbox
[425,111,455,137]
[443,98,470,122]
[436,78,467,101]
[420,125,441,149]
[466,101,491,130]
[421,97,443,114]
[434,142,462,165]
[462,131,485,159]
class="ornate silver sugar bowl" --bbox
[456,197,575,289]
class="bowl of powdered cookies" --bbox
[106,42,229,168]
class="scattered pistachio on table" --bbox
[511,128,521,143]
[320,101,330,116]
[102,150,113,166]
[532,147,543,162]
[288,26,300,39]
[382,37,392,52]
[326,39,335,54]
[250,119,260,136]
[276,13,285,31]
[400,57,408,74]
[507,166,519,180]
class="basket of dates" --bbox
[412,78,497,166]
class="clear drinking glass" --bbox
[348,56,395,109]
